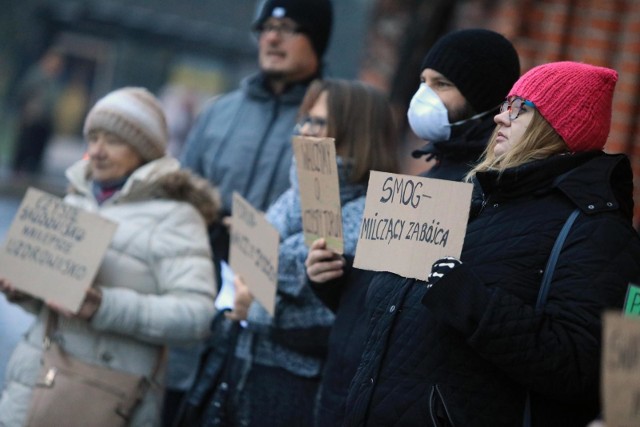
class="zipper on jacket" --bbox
[478,192,489,215]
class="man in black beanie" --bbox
[167,0,333,424]
[304,28,520,427]
[408,29,520,180]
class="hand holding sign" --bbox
[353,172,473,280]
[0,277,29,303]
[305,238,346,283]
[224,276,253,322]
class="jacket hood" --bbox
[66,156,221,224]
[474,151,634,220]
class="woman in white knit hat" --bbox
[0,87,220,426]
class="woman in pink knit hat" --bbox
[309,61,640,427]
[412,61,640,426]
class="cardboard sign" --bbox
[353,171,473,280]
[229,192,280,316]
[0,187,117,312]
[623,283,640,317]
[292,136,343,254]
[602,311,640,427]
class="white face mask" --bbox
[407,83,451,142]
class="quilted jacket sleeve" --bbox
[423,214,640,402]
[90,204,217,345]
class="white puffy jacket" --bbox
[0,156,218,426]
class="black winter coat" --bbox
[311,114,497,427]
[344,151,640,427]
[310,263,374,427]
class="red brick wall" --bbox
[361,0,640,228]
[474,0,640,229]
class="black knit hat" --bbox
[421,29,520,113]
[253,0,333,57]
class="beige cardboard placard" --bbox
[229,192,280,316]
[0,187,117,313]
[602,311,640,427]
[353,171,473,280]
[292,135,343,254]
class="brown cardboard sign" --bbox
[602,311,640,427]
[0,187,117,312]
[353,171,473,280]
[229,192,280,316]
[292,136,343,254]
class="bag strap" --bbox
[535,209,581,311]
[523,208,580,427]
[44,310,165,379]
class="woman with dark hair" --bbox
[214,78,399,427]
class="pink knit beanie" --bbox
[83,87,168,161]
[508,61,618,152]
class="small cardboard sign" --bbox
[353,171,473,280]
[292,136,343,254]
[229,192,280,316]
[0,187,117,312]
[623,283,640,317]
[602,311,640,427]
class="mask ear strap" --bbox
[448,108,495,128]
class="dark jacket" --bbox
[344,151,640,427]
[310,262,374,427]
[413,113,496,181]
[311,115,496,427]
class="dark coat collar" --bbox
[475,151,634,219]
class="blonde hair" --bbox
[466,109,568,180]
[298,79,399,184]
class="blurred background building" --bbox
[1,0,639,387]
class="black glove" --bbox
[425,257,462,289]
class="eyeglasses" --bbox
[294,116,327,136]
[256,21,303,38]
[500,96,536,121]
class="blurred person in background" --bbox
[11,49,65,176]
[172,0,333,422]
[0,87,219,426]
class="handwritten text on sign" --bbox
[353,172,473,280]
[229,192,280,316]
[0,187,117,312]
[603,311,640,427]
[292,136,343,254]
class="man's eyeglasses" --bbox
[256,22,303,38]
[294,116,327,136]
[500,96,536,121]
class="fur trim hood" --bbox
[66,156,221,225]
